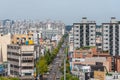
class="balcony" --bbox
[8,61,19,65]
[20,76,34,80]
[21,63,34,66]
[7,55,19,59]
[7,49,19,53]
[10,68,19,72]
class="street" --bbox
[47,41,66,80]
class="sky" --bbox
[0,0,120,25]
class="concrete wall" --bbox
[0,34,11,62]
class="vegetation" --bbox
[76,46,96,50]
[36,57,48,75]
[106,73,112,76]
[61,73,79,80]
[60,45,79,80]
[36,34,67,78]
[103,50,109,53]
[0,77,19,80]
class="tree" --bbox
[45,50,52,65]
[0,77,19,80]
[36,57,48,79]
[60,73,79,80]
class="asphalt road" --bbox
[47,42,66,80]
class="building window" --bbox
[91,26,93,28]
[91,43,93,44]
[106,34,108,36]
[28,37,31,40]
[91,30,93,32]
[76,34,79,36]
[76,43,79,44]
[17,38,19,40]
[105,30,108,32]
[76,30,79,32]
[91,34,93,36]
[16,42,19,44]
[76,38,79,40]
[76,26,79,28]
[106,26,108,28]
[106,43,108,44]
[91,38,93,40]
[106,38,108,40]
[106,47,108,48]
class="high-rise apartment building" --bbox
[102,17,120,56]
[73,17,96,49]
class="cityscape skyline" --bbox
[0,0,120,25]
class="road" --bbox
[47,38,67,80]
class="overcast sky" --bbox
[0,0,120,25]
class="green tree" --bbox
[0,77,19,80]
[60,73,79,80]
[36,57,48,78]
[45,50,52,65]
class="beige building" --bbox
[0,34,11,62]
[7,44,37,80]
[11,32,33,45]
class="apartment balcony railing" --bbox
[8,61,19,65]
[7,55,19,59]
[10,68,19,72]
[7,49,19,53]
[21,63,34,66]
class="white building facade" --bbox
[102,17,120,55]
[73,17,96,49]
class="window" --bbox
[91,30,93,32]
[106,26,108,28]
[76,43,79,44]
[106,47,108,48]
[106,34,108,36]
[91,34,93,36]
[28,37,31,40]
[91,38,93,40]
[76,38,79,40]
[12,41,14,44]
[16,42,19,44]
[23,37,26,40]
[106,38,108,40]
[22,60,33,63]
[91,26,93,28]
[91,43,93,44]
[76,30,79,32]
[22,66,33,69]
[76,34,79,36]
[22,53,33,56]
[75,26,79,28]
[106,43,108,44]
[17,37,19,40]
[105,30,108,32]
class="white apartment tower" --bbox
[73,17,96,49]
[102,17,120,56]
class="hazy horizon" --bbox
[0,0,120,25]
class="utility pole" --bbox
[64,53,66,80]
[64,42,67,80]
